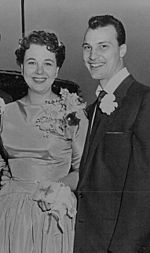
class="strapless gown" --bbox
[0,99,87,253]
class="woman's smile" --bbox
[32,77,48,83]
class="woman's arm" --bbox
[59,112,88,191]
[58,170,79,191]
[36,112,88,212]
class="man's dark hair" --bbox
[88,15,126,46]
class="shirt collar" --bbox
[96,67,130,97]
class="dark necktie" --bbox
[89,89,107,139]
[97,89,107,106]
[79,90,107,169]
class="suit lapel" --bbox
[79,75,135,183]
[114,75,135,105]
[79,102,96,169]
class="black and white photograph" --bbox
[0,1,150,252]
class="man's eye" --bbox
[100,44,108,49]
[83,45,91,51]
[44,62,52,66]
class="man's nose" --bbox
[89,48,98,60]
[36,64,44,74]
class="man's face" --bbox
[82,25,126,87]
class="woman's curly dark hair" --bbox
[15,30,65,68]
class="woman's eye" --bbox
[28,61,36,65]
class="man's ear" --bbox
[120,44,127,58]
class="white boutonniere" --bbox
[99,93,118,115]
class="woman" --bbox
[0,30,88,253]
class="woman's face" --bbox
[21,44,59,94]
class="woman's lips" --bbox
[32,77,47,83]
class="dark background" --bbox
[0,0,150,104]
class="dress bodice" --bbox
[0,95,88,253]
[1,100,87,183]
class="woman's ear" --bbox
[55,67,59,78]
[20,64,24,75]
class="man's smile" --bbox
[89,62,105,69]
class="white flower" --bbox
[99,93,118,115]
[0,98,5,115]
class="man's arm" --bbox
[109,90,150,253]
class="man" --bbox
[74,15,150,253]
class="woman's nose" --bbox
[36,63,44,74]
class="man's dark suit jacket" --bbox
[74,75,150,253]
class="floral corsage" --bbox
[99,93,118,115]
[34,88,86,138]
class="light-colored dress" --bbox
[0,99,87,253]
